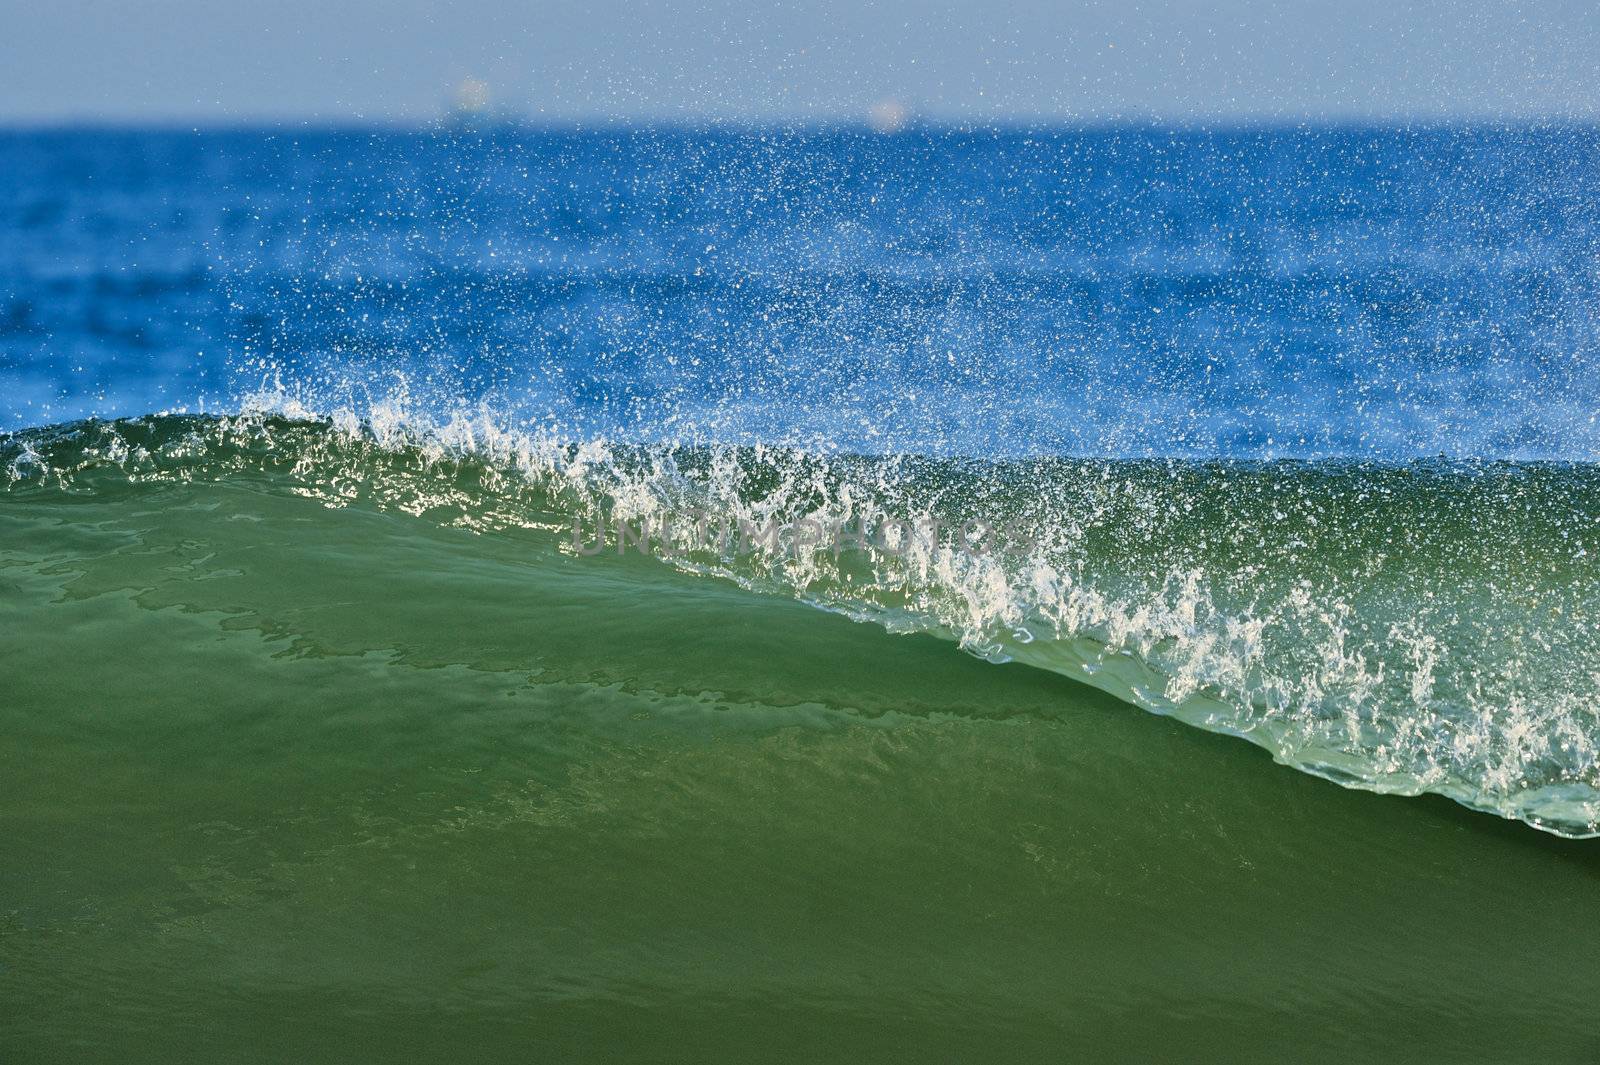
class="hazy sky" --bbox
[3,0,1598,125]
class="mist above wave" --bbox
[9,128,1600,460]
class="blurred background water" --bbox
[4,125,1598,457]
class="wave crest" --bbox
[6,396,1600,836]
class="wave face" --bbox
[7,411,1599,836]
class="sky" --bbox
[2,0,1598,125]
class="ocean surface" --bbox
[4,126,1600,1062]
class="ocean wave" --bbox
[5,397,1600,837]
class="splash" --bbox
[8,395,1599,836]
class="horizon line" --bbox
[3,113,1599,136]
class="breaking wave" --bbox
[7,391,1599,837]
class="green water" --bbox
[4,417,1600,1062]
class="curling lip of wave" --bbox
[4,402,1600,839]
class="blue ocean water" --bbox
[4,125,1598,456]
